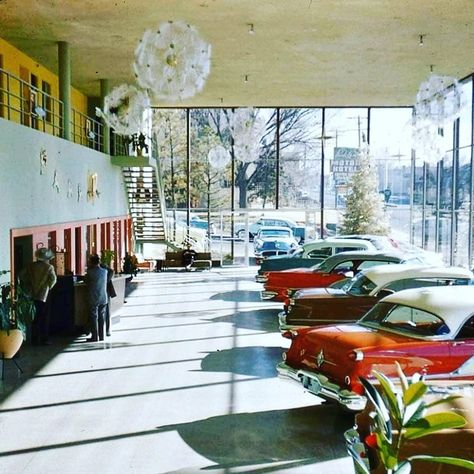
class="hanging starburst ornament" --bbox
[95,84,149,135]
[134,20,211,103]
[208,145,230,169]
[228,108,265,163]
[413,74,462,164]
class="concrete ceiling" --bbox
[1,0,473,107]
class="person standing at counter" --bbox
[20,247,57,345]
[100,260,116,337]
[84,254,108,342]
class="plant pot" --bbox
[0,329,23,359]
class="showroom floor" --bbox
[0,267,355,474]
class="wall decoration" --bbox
[39,148,47,174]
[67,179,73,198]
[87,172,98,201]
[52,170,60,193]
[95,84,149,136]
[133,20,211,102]
[77,184,82,202]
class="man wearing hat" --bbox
[20,247,57,345]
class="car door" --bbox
[450,315,474,377]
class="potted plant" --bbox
[0,277,35,359]
[100,249,116,268]
[349,362,474,473]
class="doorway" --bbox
[13,235,33,281]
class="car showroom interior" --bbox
[1,2,474,473]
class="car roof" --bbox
[381,286,474,331]
[318,250,404,265]
[304,238,375,248]
[362,264,474,289]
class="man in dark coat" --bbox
[84,254,108,342]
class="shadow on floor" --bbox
[199,346,284,378]
[204,308,279,332]
[156,405,353,471]
[210,290,263,303]
[0,337,73,401]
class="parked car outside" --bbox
[189,215,215,234]
[277,285,474,411]
[260,250,409,301]
[279,265,474,331]
[346,382,474,473]
[253,226,300,263]
[234,217,308,242]
[255,237,381,283]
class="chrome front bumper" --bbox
[278,311,309,332]
[344,428,371,473]
[276,361,367,411]
[255,274,267,283]
[260,290,277,300]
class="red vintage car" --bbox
[260,251,408,302]
[279,265,473,331]
[277,285,474,411]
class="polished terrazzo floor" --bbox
[0,267,354,473]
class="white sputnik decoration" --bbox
[228,108,265,163]
[208,145,230,169]
[134,20,211,102]
[413,74,462,164]
[96,84,149,136]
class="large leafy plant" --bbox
[357,363,474,473]
[0,281,35,337]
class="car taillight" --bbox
[282,330,298,340]
[348,350,364,361]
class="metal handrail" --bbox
[0,67,63,136]
[70,108,104,152]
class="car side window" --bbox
[332,260,355,273]
[358,260,397,270]
[456,316,474,339]
[308,247,332,258]
[382,305,446,336]
[334,246,365,254]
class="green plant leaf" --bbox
[395,361,409,392]
[425,394,462,409]
[407,455,474,470]
[405,412,467,439]
[394,460,412,473]
[376,433,397,469]
[360,376,392,441]
[402,398,425,426]
[373,370,402,421]
[403,381,427,406]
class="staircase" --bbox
[121,164,167,242]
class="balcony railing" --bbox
[0,67,63,137]
[71,108,103,152]
[0,67,104,152]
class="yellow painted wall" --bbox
[0,37,89,133]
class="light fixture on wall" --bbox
[248,23,255,34]
[244,74,249,83]
[419,34,425,47]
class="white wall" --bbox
[0,118,128,273]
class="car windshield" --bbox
[259,229,291,237]
[342,274,376,296]
[359,302,450,337]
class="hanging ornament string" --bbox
[96,84,149,136]
[134,20,211,103]
[228,108,265,163]
[413,73,462,164]
[208,145,230,169]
